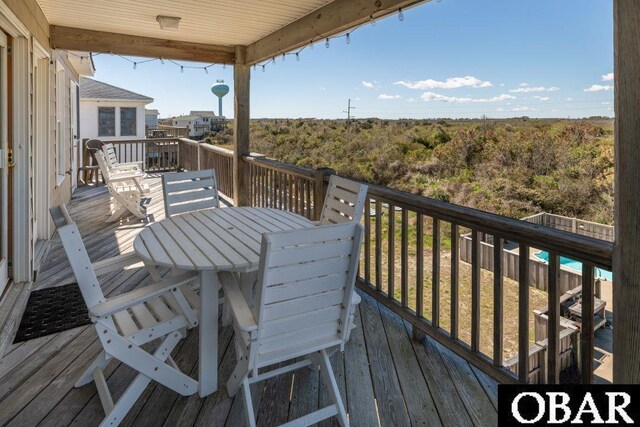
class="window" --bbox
[98,107,115,136]
[120,107,137,136]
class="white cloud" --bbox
[566,97,574,101]
[518,82,530,87]
[496,107,505,112]
[584,84,613,92]
[362,81,375,89]
[320,86,327,92]
[601,101,610,105]
[512,107,536,112]
[532,96,550,101]
[509,86,560,93]
[378,94,401,100]
[394,76,492,90]
[407,97,417,103]
[420,92,515,103]
[602,72,614,82]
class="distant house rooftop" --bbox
[190,110,217,117]
[80,77,153,102]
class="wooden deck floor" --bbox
[0,176,498,427]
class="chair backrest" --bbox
[250,222,363,368]
[162,169,219,217]
[102,143,119,169]
[85,139,104,166]
[49,205,108,310]
[94,150,113,181]
[319,175,368,226]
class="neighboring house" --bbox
[80,77,153,142]
[171,114,211,138]
[0,2,93,293]
[145,109,159,128]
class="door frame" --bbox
[0,31,8,292]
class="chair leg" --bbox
[227,357,249,397]
[319,350,348,427]
[241,377,256,427]
[76,351,109,387]
[99,371,152,427]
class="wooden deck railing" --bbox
[174,139,613,385]
[109,138,180,172]
[177,138,234,197]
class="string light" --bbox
[262,65,266,72]
[346,33,351,45]
[80,56,86,64]
[160,57,164,64]
[296,53,300,62]
[398,8,405,21]
[272,57,276,65]
[181,65,184,73]
[325,38,330,48]
[133,62,137,70]
[370,14,377,26]
[223,64,227,69]
[204,67,208,74]
[282,53,286,62]
[253,64,257,71]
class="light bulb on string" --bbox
[309,41,314,50]
[80,56,86,64]
[325,38,330,48]
[160,57,164,64]
[204,67,208,74]
[253,64,257,71]
[133,62,137,70]
[223,64,226,69]
[272,57,276,65]
[262,65,266,72]
[346,33,351,45]
[296,53,300,62]
[370,15,376,26]
[282,53,285,62]
[181,66,184,73]
[398,8,404,21]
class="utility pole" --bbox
[344,99,355,122]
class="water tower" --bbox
[211,80,229,117]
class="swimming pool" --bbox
[533,250,612,281]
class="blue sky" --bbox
[92,0,614,119]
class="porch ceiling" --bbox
[37,0,429,65]
[37,0,333,48]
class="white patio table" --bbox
[133,207,313,397]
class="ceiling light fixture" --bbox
[156,15,181,30]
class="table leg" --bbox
[199,270,219,397]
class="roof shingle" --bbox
[80,77,153,102]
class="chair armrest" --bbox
[90,272,197,318]
[220,272,257,333]
[92,251,144,276]
[109,174,143,183]
[114,161,143,168]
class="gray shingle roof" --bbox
[80,77,153,102]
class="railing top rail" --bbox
[110,138,179,144]
[178,137,200,146]
[243,155,316,180]
[199,143,234,157]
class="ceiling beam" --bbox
[50,25,236,64]
[245,0,431,65]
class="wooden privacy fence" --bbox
[459,233,582,293]
[523,213,614,243]
[173,139,613,385]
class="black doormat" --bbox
[13,283,91,343]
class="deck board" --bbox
[0,177,498,427]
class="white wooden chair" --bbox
[162,169,219,217]
[222,222,364,427]
[319,175,368,225]
[49,205,201,427]
[102,143,144,173]
[94,151,147,222]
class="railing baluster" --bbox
[375,200,382,292]
[547,252,560,384]
[451,224,459,340]
[416,214,424,318]
[432,218,441,328]
[581,263,594,384]
[493,237,504,368]
[401,209,409,308]
[471,230,481,352]
[364,197,371,284]
[519,244,530,383]
[388,203,395,299]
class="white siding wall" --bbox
[80,100,147,141]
